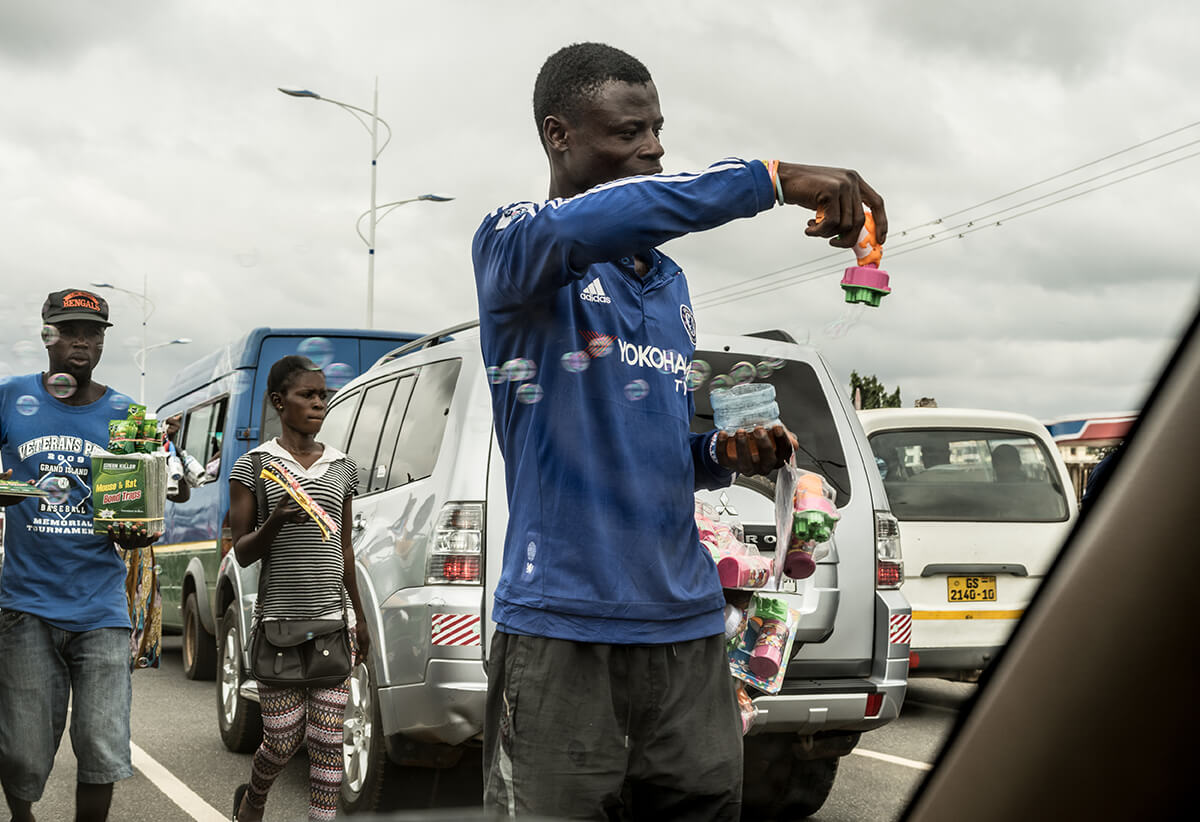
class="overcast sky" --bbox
[1,0,1196,422]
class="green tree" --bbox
[849,371,901,409]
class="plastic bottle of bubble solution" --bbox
[748,595,790,680]
[710,383,781,433]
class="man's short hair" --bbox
[533,42,652,145]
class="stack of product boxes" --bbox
[91,403,168,535]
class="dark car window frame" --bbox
[387,358,463,490]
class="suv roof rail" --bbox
[745,329,797,343]
[377,319,481,364]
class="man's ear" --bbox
[542,115,569,154]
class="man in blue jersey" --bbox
[0,289,159,822]
[472,43,887,818]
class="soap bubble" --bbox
[686,360,712,392]
[110,393,134,414]
[40,475,70,505]
[729,361,756,386]
[324,363,354,390]
[624,379,649,401]
[657,350,683,375]
[586,337,614,359]
[231,371,255,396]
[12,340,37,364]
[486,366,505,384]
[298,337,335,369]
[305,631,315,641]
[16,395,39,416]
[710,374,734,391]
[41,325,60,347]
[503,358,537,382]
[560,351,590,373]
[516,383,544,405]
[47,372,77,399]
[756,362,774,379]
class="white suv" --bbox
[215,321,911,819]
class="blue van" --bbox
[153,327,419,679]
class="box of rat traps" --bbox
[91,453,167,534]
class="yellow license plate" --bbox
[947,575,997,603]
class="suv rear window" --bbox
[689,351,851,506]
[868,428,1069,522]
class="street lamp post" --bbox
[133,339,192,404]
[89,282,192,404]
[279,81,452,328]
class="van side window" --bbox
[387,359,462,489]
[182,398,227,483]
[345,379,399,495]
[319,390,361,453]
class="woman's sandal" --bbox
[231,783,249,821]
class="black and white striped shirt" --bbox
[230,439,357,621]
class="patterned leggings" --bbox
[245,679,350,821]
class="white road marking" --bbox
[130,741,228,821]
[852,747,933,772]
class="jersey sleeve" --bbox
[473,158,774,314]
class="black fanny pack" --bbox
[250,617,351,689]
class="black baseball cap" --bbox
[41,289,113,327]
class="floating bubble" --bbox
[305,631,315,641]
[324,363,354,390]
[624,379,650,401]
[503,358,537,382]
[234,250,260,267]
[12,340,37,364]
[16,395,39,415]
[110,393,134,414]
[298,337,336,370]
[40,475,70,505]
[47,372,77,399]
[657,350,682,375]
[710,374,734,391]
[729,362,756,386]
[231,371,255,396]
[560,351,590,373]
[756,362,774,379]
[486,366,505,384]
[687,360,712,391]
[41,325,61,347]
[586,337,614,359]
[515,383,544,405]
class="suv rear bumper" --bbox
[749,674,906,735]
[377,658,487,746]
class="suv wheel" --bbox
[217,602,262,753]
[742,734,840,819]
[341,661,394,814]
[182,592,217,680]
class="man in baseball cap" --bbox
[1,288,155,822]
[41,288,113,327]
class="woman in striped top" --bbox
[227,355,370,822]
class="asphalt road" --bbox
[30,637,974,821]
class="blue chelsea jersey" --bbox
[472,158,775,643]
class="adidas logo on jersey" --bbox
[580,278,612,304]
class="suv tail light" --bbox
[875,510,903,589]
[426,502,484,585]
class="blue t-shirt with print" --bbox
[0,373,131,632]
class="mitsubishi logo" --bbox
[714,492,738,518]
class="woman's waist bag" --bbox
[250,618,351,689]
[247,451,352,690]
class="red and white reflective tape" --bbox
[888,613,912,645]
[431,613,482,647]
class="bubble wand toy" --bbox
[836,208,892,307]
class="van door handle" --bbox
[353,513,366,533]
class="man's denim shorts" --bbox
[0,610,133,801]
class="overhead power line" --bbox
[693,143,1200,311]
[691,120,1200,309]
